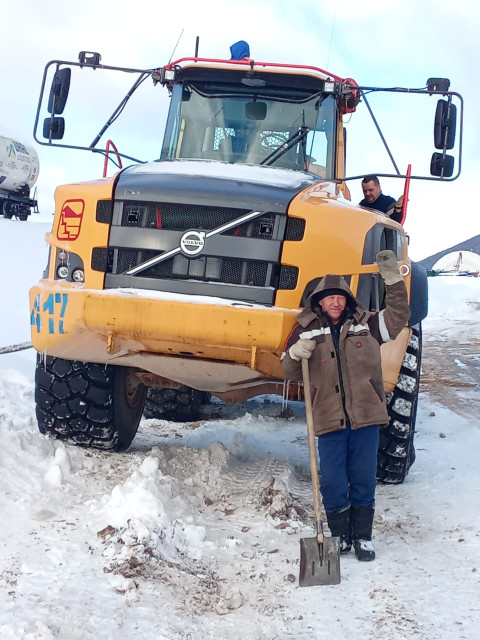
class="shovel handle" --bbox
[302,358,325,543]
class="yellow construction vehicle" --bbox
[30,46,462,483]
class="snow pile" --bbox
[96,447,213,567]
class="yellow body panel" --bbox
[276,182,410,308]
[47,179,115,288]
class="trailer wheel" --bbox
[35,355,146,452]
[2,201,13,219]
[143,386,209,422]
[377,324,422,484]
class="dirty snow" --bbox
[1,218,479,640]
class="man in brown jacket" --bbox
[281,250,410,561]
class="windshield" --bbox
[161,81,337,178]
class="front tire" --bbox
[377,324,422,484]
[35,355,146,451]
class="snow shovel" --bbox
[299,357,341,586]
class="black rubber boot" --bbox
[326,506,352,554]
[351,506,375,562]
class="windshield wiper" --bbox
[260,126,310,166]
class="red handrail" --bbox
[103,140,123,178]
[400,164,411,225]
[164,57,343,81]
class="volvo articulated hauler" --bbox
[0,135,39,220]
[30,48,463,483]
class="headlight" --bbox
[57,265,69,279]
[72,269,85,283]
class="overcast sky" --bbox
[3,0,478,260]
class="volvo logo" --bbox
[180,230,206,256]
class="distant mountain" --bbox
[417,235,480,270]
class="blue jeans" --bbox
[317,423,380,513]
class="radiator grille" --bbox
[120,202,281,239]
[113,249,269,286]
[94,199,302,303]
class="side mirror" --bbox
[43,117,65,140]
[47,68,71,115]
[430,152,454,178]
[434,99,456,150]
[245,101,267,121]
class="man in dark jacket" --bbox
[281,250,410,561]
[359,175,403,224]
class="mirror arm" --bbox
[89,72,148,148]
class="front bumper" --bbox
[29,282,298,392]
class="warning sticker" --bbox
[57,200,85,240]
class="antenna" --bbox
[326,0,339,70]
[168,28,184,64]
[195,36,199,57]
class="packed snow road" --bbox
[422,340,480,421]
[1,349,479,639]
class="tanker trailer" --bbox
[0,135,39,221]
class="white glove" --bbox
[289,339,316,361]
[376,250,403,285]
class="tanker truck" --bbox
[29,47,462,484]
[0,135,39,221]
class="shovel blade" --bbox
[299,536,341,586]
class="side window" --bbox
[362,225,405,265]
[356,273,386,312]
[305,130,328,178]
[380,228,402,254]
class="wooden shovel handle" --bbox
[302,358,324,542]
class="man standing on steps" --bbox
[281,251,410,561]
[360,175,404,224]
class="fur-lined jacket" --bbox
[281,275,410,436]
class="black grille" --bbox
[120,201,279,239]
[99,199,300,304]
[113,249,271,287]
[279,266,299,290]
[92,248,108,271]
[116,248,163,273]
[96,200,113,224]
[92,248,114,272]
[285,217,305,241]
[121,202,246,231]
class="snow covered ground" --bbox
[1,218,479,640]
